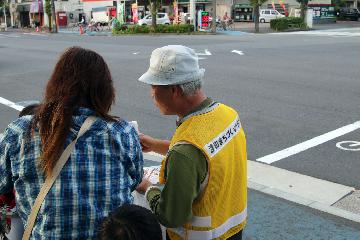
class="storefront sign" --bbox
[309,4,335,19]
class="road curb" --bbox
[143,152,360,223]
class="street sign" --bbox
[198,11,210,29]
[201,11,209,27]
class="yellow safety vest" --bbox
[159,103,247,240]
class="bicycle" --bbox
[86,22,102,32]
[226,19,235,31]
[67,22,86,33]
[215,19,235,31]
[67,22,78,32]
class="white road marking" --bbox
[196,49,212,56]
[22,33,48,37]
[0,97,24,111]
[0,33,20,38]
[231,50,244,55]
[133,52,140,55]
[257,121,360,164]
[336,141,360,151]
[270,31,360,37]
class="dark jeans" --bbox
[166,230,242,240]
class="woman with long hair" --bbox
[0,47,143,239]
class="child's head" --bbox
[98,204,162,240]
[19,103,39,117]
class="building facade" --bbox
[8,0,359,28]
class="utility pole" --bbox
[50,0,57,32]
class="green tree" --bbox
[0,0,8,16]
[332,0,346,13]
[50,0,57,32]
[211,0,216,33]
[150,0,157,29]
[250,0,268,33]
[45,0,52,31]
[0,0,9,26]
[296,0,309,20]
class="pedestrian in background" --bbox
[0,46,143,239]
[136,45,247,240]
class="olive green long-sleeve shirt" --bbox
[146,98,214,227]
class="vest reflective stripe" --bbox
[204,115,241,158]
[170,207,247,240]
[190,215,211,227]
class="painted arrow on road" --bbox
[231,50,244,55]
[196,49,212,56]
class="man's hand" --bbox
[139,133,170,155]
[139,133,156,152]
[136,178,153,195]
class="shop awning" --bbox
[30,0,43,13]
[16,4,31,12]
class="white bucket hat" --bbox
[138,45,205,86]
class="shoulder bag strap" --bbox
[22,116,97,240]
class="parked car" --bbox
[337,8,359,21]
[259,9,285,23]
[138,13,171,25]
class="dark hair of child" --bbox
[98,204,162,240]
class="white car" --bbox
[138,13,171,25]
[259,9,285,23]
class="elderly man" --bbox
[136,45,247,240]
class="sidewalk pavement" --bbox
[5,20,360,36]
[223,20,360,34]
[144,156,360,240]
[244,190,360,240]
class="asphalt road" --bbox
[0,29,359,190]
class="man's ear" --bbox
[172,85,183,97]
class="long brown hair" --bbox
[32,46,116,177]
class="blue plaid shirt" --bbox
[0,108,143,239]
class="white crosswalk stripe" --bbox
[270,28,360,37]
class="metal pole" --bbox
[190,0,195,31]
[38,0,41,28]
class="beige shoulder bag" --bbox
[22,116,96,240]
